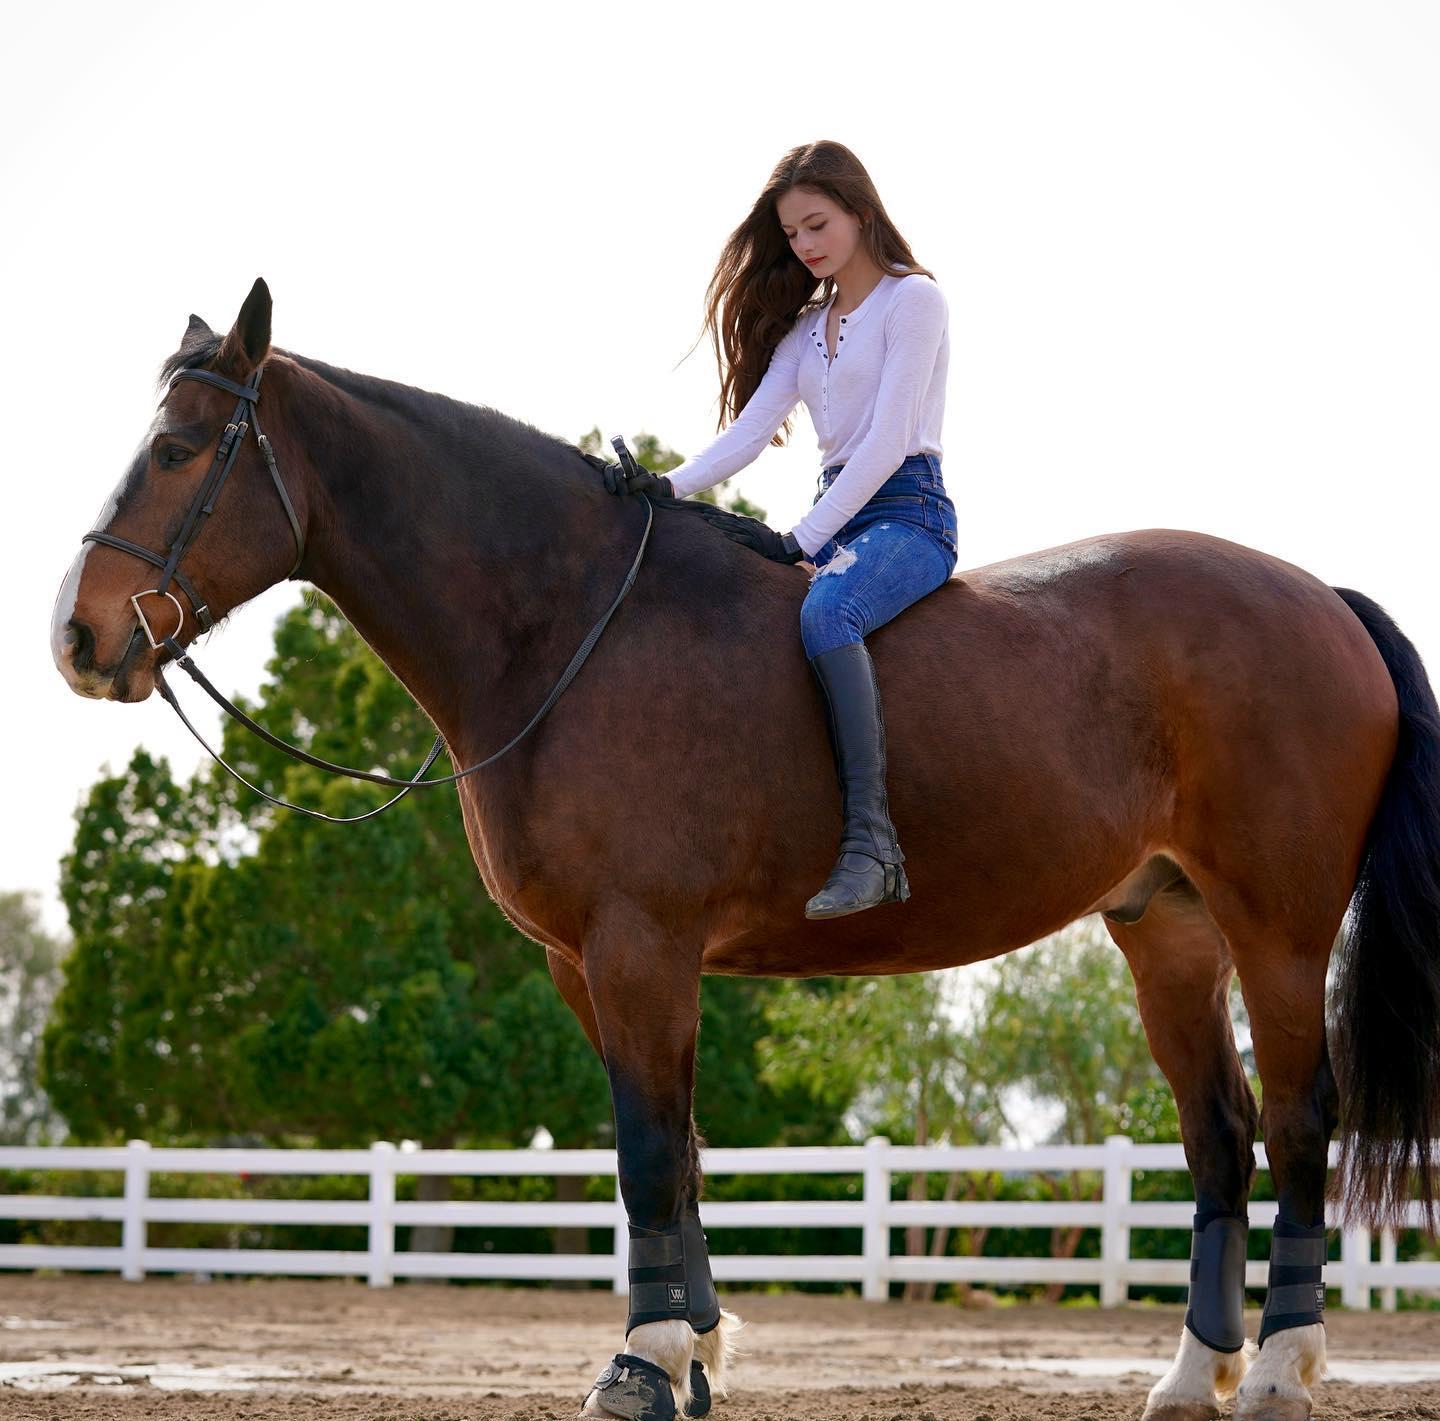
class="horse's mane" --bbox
[158,333,613,481]
[157,334,753,542]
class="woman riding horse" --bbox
[605,140,956,921]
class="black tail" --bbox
[1329,586,1440,1233]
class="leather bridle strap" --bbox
[152,491,656,820]
[81,364,305,638]
[154,677,449,825]
[79,530,213,632]
[172,367,305,579]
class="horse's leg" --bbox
[1177,857,1348,1421]
[577,905,741,1420]
[1105,886,1259,1421]
[546,947,605,1057]
[1224,945,1338,1421]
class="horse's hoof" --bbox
[683,1360,710,1418]
[1235,1404,1311,1421]
[1142,1405,1220,1421]
[584,1353,677,1421]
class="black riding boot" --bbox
[804,641,911,919]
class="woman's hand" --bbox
[602,438,675,498]
[696,507,806,565]
[602,459,673,498]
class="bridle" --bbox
[80,362,655,823]
[84,366,304,653]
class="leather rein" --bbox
[81,364,654,823]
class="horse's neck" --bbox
[280,359,612,754]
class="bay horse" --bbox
[52,279,1440,1421]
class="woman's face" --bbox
[776,188,864,279]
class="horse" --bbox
[51,278,1440,1421]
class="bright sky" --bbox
[4,2,1438,937]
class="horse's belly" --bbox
[699,818,1146,977]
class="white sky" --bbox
[4,1,1438,937]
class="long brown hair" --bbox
[688,140,936,446]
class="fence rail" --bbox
[2,1136,1435,1309]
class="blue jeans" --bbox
[799,453,959,658]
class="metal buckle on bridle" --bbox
[130,589,185,651]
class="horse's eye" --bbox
[162,445,191,466]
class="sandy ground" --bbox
[0,1276,1436,1419]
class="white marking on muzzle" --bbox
[53,458,147,693]
[50,545,91,682]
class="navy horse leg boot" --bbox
[804,641,911,919]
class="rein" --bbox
[82,362,655,824]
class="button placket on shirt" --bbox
[811,309,849,439]
[807,276,892,456]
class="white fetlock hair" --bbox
[1218,1341,1252,1399]
[625,1319,696,1414]
[1143,1325,1250,1419]
[1236,1322,1327,1415]
[693,1308,746,1400]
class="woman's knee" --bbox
[800,589,864,659]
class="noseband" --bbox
[77,364,654,823]
[82,365,305,647]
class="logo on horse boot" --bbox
[668,1283,688,1310]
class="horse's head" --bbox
[51,278,305,702]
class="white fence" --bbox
[1,1137,1435,1310]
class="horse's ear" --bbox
[216,277,273,380]
[179,313,214,356]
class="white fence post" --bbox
[862,1135,890,1303]
[1379,1228,1397,1313]
[612,1170,628,1297]
[1340,1223,1370,1311]
[368,1141,396,1288]
[1101,1134,1132,1307]
[121,1139,149,1282]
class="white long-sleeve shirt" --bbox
[666,272,949,558]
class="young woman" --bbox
[606,139,956,920]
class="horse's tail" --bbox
[1329,585,1440,1233]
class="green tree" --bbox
[0,892,65,1144]
[964,917,1189,1297]
[758,971,1009,1299]
[44,750,212,1140]
[971,917,1180,1147]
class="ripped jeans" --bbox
[799,453,959,659]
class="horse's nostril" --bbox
[68,619,96,671]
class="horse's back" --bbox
[873,525,1397,896]
[922,526,1390,706]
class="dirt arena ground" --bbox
[0,1276,1436,1419]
